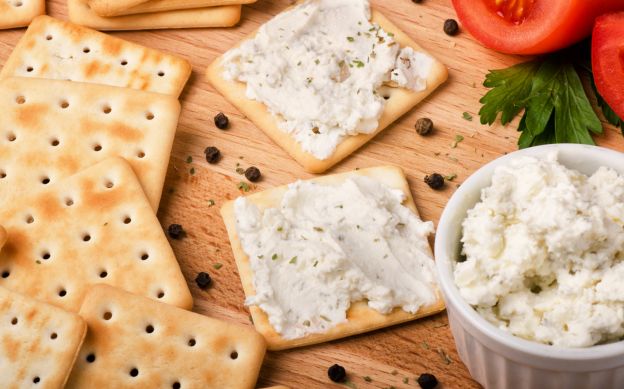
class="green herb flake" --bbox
[236,167,245,175]
[249,315,254,324]
[347,36,355,42]
[189,167,195,175]
[343,381,357,389]
[451,134,465,148]
[289,256,297,264]
[353,59,365,68]
[208,199,215,207]
[363,376,372,382]
[315,58,320,65]
[36,260,41,264]
[213,263,223,270]
[403,377,409,384]
[186,156,193,163]
[445,173,458,181]
[313,260,319,267]
[271,253,278,260]
[277,226,283,232]
[320,315,331,322]
[303,320,311,327]
[238,182,250,192]
[462,111,473,121]
[257,255,264,259]
[313,227,324,232]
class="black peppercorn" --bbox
[245,166,261,182]
[443,19,459,36]
[195,272,212,289]
[425,173,445,190]
[415,118,434,135]
[327,364,347,383]
[167,224,185,239]
[214,112,229,129]
[417,373,438,389]
[204,146,221,164]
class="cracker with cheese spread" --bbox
[221,166,445,350]
[207,0,447,173]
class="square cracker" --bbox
[66,284,266,389]
[0,157,193,312]
[0,76,180,210]
[0,16,191,97]
[68,0,242,31]
[0,0,45,30]
[207,9,448,173]
[0,286,86,389]
[221,166,445,350]
[89,0,255,18]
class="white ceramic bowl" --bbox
[434,144,624,389]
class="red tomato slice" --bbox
[452,0,624,55]
[593,12,624,122]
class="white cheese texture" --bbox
[456,153,624,347]
[221,0,434,160]
[234,176,437,339]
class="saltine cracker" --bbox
[89,0,255,17]
[68,0,242,31]
[0,0,45,29]
[221,166,445,350]
[207,9,448,173]
[0,287,86,389]
[0,157,193,312]
[66,285,266,389]
[0,77,180,210]
[0,16,191,97]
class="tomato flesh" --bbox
[453,0,624,55]
[592,12,624,122]
[486,0,536,25]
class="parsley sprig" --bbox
[479,42,621,148]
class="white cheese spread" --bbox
[234,176,437,339]
[221,0,434,160]
[456,153,624,347]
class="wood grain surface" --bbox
[1,1,623,388]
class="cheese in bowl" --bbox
[456,152,624,348]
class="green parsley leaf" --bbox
[289,256,297,264]
[352,59,365,68]
[347,36,355,42]
[445,173,457,181]
[462,112,473,121]
[238,182,250,192]
[271,253,278,260]
[451,134,464,148]
[213,263,223,270]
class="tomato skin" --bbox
[593,12,624,122]
[452,0,624,55]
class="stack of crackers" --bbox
[68,0,254,30]
[0,16,267,388]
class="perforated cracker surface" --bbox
[0,16,191,97]
[0,287,86,389]
[66,285,266,389]
[0,0,44,30]
[0,77,180,210]
[0,157,193,312]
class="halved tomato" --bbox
[452,0,624,55]
[593,12,624,122]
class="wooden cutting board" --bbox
[1,1,622,388]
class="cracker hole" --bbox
[83,47,91,54]
[41,177,50,185]
[383,94,390,100]
[42,252,51,260]
[102,105,112,114]
[129,368,139,377]
[187,338,196,347]
[137,151,146,159]
[145,112,155,120]
[141,253,149,261]
[0,170,5,179]
[15,96,25,104]
[104,180,114,189]
[230,351,238,360]
[60,100,69,109]
[15,1,22,6]
[33,376,40,384]
[26,215,34,224]
[65,198,74,207]
[99,270,108,278]
[172,382,181,389]
[93,144,102,152]
[158,71,165,77]
[103,311,112,320]
[50,332,57,340]
[7,132,16,142]
[145,324,154,334]
[51,138,60,146]
[123,216,132,224]
[1,270,9,278]
[45,35,53,41]
[157,290,165,299]
[11,317,17,325]
[121,60,128,66]
[58,289,67,297]
[26,66,33,73]
[86,353,96,363]
[82,234,91,242]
